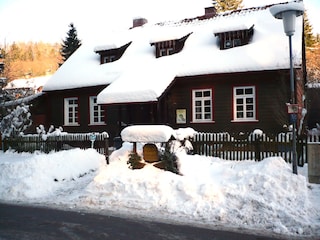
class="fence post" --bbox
[254,134,261,161]
[308,141,320,184]
[105,136,109,164]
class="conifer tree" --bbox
[60,23,81,65]
[212,0,243,13]
[304,12,316,47]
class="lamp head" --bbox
[270,2,304,36]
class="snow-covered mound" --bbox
[0,145,319,238]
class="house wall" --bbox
[163,70,292,134]
[306,87,320,129]
[42,85,110,134]
[31,69,306,145]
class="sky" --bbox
[0,126,320,238]
[0,0,319,44]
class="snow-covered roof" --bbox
[121,125,175,142]
[5,75,51,90]
[43,2,304,105]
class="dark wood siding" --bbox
[42,85,110,133]
[164,70,291,134]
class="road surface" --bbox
[0,203,300,240]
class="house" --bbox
[4,75,51,99]
[38,2,306,144]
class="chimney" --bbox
[132,18,148,28]
[204,6,217,18]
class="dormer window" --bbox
[151,33,192,58]
[103,55,116,63]
[94,42,131,64]
[215,25,254,50]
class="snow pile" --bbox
[0,144,319,237]
[0,149,105,199]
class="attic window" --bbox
[215,25,254,50]
[151,33,192,58]
[95,42,132,64]
[103,55,116,63]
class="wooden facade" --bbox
[33,68,306,145]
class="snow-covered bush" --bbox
[36,124,65,140]
[0,104,32,139]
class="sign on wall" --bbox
[176,109,186,124]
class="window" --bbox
[192,89,213,122]
[95,42,132,65]
[103,55,115,63]
[89,96,105,125]
[64,97,79,126]
[233,86,256,121]
[215,25,254,50]
[150,33,192,58]
[159,47,174,57]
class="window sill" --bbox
[64,124,80,127]
[89,123,106,126]
[231,120,259,123]
[190,121,215,124]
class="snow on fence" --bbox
[1,132,109,163]
[192,132,307,166]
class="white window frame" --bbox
[192,89,213,122]
[159,47,174,57]
[233,86,256,122]
[64,97,79,126]
[89,96,105,125]
[103,55,115,63]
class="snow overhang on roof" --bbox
[94,41,132,53]
[213,22,254,34]
[149,25,192,44]
[97,57,178,104]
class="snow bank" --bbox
[0,145,319,237]
[0,149,105,199]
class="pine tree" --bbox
[304,12,316,47]
[212,0,243,13]
[60,23,81,65]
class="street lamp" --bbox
[270,2,304,175]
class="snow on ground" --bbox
[0,145,320,238]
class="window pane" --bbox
[204,100,211,106]
[245,88,253,94]
[195,101,201,106]
[205,113,211,119]
[203,91,211,97]
[246,105,253,111]
[237,112,244,118]
[236,99,243,104]
[195,92,202,98]
[246,98,253,104]
[237,106,243,111]
[205,106,211,112]
[236,89,244,95]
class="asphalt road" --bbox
[0,203,300,240]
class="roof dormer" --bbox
[150,33,192,58]
[214,25,254,50]
[94,42,132,64]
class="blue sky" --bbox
[0,0,319,44]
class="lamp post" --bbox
[270,2,304,175]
